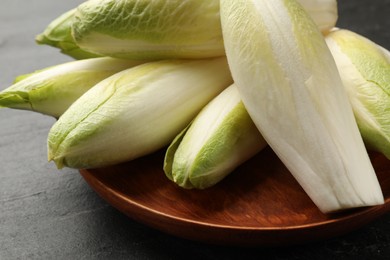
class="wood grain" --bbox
[80,147,390,246]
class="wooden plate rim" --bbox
[80,167,390,236]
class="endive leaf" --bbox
[326,29,390,159]
[47,58,232,169]
[164,84,267,189]
[220,0,383,212]
[36,8,101,59]
[296,0,338,33]
[0,57,144,118]
[70,0,337,59]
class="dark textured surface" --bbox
[1,0,389,259]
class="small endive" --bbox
[0,57,144,118]
[164,84,267,189]
[47,57,232,169]
[326,29,390,159]
[36,8,100,59]
[220,0,383,213]
[70,0,337,59]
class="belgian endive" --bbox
[326,29,390,159]
[47,58,232,169]
[164,84,267,189]
[36,8,100,59]
[70,0,337,59]
[0,57,144,118]
[220,0,383,213]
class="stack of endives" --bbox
[1,0,389,213]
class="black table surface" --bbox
[1,1,390,259]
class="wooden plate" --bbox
[80,147,390,246]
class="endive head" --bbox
[71,0,224,59]
[47,57,232,169]
[0,57,144,117]
[164,84,266,189]
[220,0,383,212]
[36,8,101,59]
[35,0,336,60]
[326,28,390,158]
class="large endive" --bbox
[47,57,232,169]
[70,0,337,59]
[0,57,144,118]
[164,84,267,189]
[220,0,383,213]
[36,8,100,59]
[326,29,390,159]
